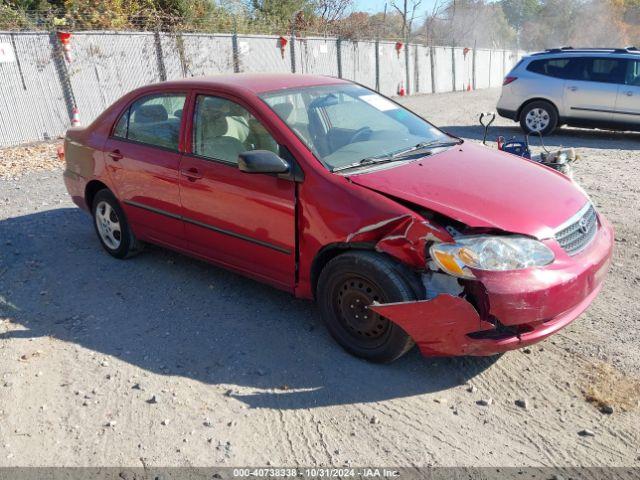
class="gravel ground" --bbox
[0,88,639,468]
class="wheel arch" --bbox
[310,242,376,299]
[310,243,425,300]
[85,180,110,211]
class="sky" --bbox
[350,0,499,20]
[351,0,442,18]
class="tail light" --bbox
[503,76,518,86]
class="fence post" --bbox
[10,33,27,90]
[414,44,419,93]
[404,41,410,95]
[336,37,342,78]
[174,33,189,78]
[488,49,493,87]
[472,46,477,90]
[154,30,167,81]
[49,31,77,125]
[231,17,240,73]
[290,28,296,74]
[451,46,456,92]
[374,38,380,92]
[502,49,507,77]
[429,46,436,93]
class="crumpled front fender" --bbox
[346,214,451,268]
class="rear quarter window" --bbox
[112,109,129,138]
[526,58,576,79]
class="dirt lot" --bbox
[0,88,639,468]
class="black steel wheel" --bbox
[317,251,419,363]
[334,274,391,347]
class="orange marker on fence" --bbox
[278,36,288,59]
[57,31,73,62]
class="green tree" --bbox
[250,0,314,24]
[500,0,541,33]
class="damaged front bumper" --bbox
[369,217,614,357]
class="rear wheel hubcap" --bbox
[95,201,122,250]
[525,108,550,132]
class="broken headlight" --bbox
[429,235,555,279]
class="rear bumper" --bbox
[370,216,614,356]
[63,169,89,211]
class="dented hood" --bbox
[348,141,588,239]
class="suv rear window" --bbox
[527,56,627,84]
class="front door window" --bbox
[192,95,279,164]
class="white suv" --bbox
[497,47,640,135]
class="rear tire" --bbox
[317,251,418,363]
[92,189,142,259]
[519,100,558,136]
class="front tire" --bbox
[520,100,558,136]
[92,189,142,259]
[317,251,419,363]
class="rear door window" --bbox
[573,58,627,84]
[113,94,186,151]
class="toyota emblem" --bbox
[578,217,589,234]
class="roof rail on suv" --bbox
[533,46,639,55]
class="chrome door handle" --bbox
[107,149,123,161]
[625,91,633,97]
[180,167,203,181]
[568,86,578,92]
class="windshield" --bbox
[260,84,454,171]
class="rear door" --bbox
[564,57,626,122]
[104,92,187,248]
[614,58,640,124]
[178,92,297,290]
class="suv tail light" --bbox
[503,76,518,86]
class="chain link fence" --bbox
[0,26,526,147]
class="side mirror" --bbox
[238,150,290,174]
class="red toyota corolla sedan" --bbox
[62,73,613,363]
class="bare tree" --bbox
[390,0,422,39]
[420,0,446,44]
[315,0,352,22]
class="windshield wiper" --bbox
[403,138,461,153]
[332,138,462,173]
[332,153,403,172]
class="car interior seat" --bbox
[271,101,313,149]
[128,104,180,149]
[195,97,247,162]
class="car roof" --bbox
[157,73,349,95]
[526,47,640,60]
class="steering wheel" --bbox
[348,126,373,144]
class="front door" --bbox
[614,59,640,125]
[179,94,296,290]
[104,92,188,248]
[564,57,626,122]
